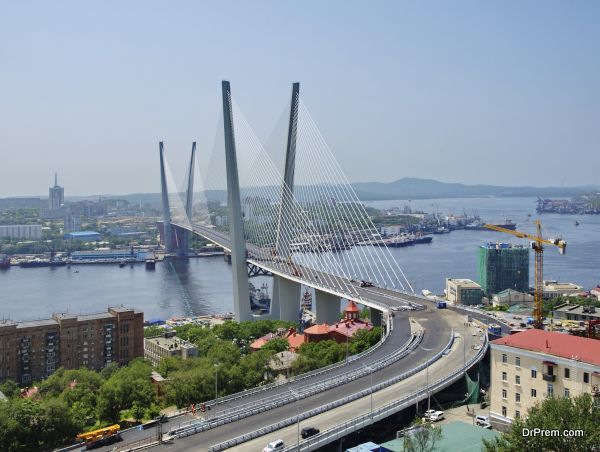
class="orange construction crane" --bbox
[485,220,566,329]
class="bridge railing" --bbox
[202,312,394,410]
[286,333,489,451]
[168,326,417,439]
[205,330,469,451]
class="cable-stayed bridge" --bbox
[159,81,420,324]
[123,81,493,451]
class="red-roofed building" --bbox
[490,329,600,430]
[304,323,332,343]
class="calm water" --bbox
[1,197,598,321]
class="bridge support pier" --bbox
[270,276,301,322]
[315,290,341,324]
[370,307,382,327]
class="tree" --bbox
[262,338,289,354]
[483,394,600,452]
[403,418,443,452]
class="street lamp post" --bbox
[362,364,374,419]
[291,389,300,445]
[418,343,434,416]
[214,363,219,417]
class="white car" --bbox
[475,415,490,426]
[429,411,444,422]
[263,439,285,452]
[423,409,436,419]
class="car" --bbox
[475,415,490,426]
[301,426,320,438]
[423,409,436,419]
[360,280,374,288]
[263,439,285,452]
[429,411,444,422]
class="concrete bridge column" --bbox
[370,307,382,327]
[315,290,341,324]
[222,81,252,322]
[271,275,301,322]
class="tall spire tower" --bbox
[49,172,64,210]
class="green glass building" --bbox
[477,243,529,297]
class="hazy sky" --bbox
[1,1,599,197]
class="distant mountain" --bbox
[64,178,599,205]
[350,178,600,201]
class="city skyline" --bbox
[1,1,599,196]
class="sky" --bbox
[1,1,599,197]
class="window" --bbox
[584,372,590,384]
[516,375,521,385]
[564,388,570,398]
[547,383,554,397]
[502,406,507,417]
[531,368,537,378]
[564,368,570,379]
[531,388,537,397]
[515,410,521,419]
[502,389,507,399]
[516,356,521,367]
[502,354,508,364]
[502,372,507,381]
[516,393,521,402]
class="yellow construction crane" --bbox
[485,220,566,329]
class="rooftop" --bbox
[304,324,331,335]
[491,329,600,367]
[66,231,101,237]
[481,242,526,250]
[447,278,481,289]
[381,421,499,451]
[146,335,196,350]
[553,303,600,319]
[329,320,373,337]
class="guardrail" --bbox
[168,328,423,440]
[285,334,489,451]
[202,312,394,411]
[205,330,464,452]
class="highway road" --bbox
[143,308,470,451]
[91,224,489,451]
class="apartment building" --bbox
[490,329,600,430]
[0,307,143,385]
[144,332,198,366]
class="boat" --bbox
[0,254,10,269]
[575,220,580,226]
[19,260,67,268]
[301,290,313,310]
[119,260,126,268]
[145,258,156,270]
[250,282,271,312]
[413,234,433,244]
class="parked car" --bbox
[423,409,436,420]
[475,415,490,426]
[429,411,444,422]
[263,439,285,452]
[301,426,320,439]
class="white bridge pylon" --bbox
[159,82,414,321]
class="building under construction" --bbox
[477,243,529,297]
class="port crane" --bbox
[485,220,566,329]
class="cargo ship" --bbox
[250,282,271,312]
[20,259,67,268]
[20,251,66,268]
